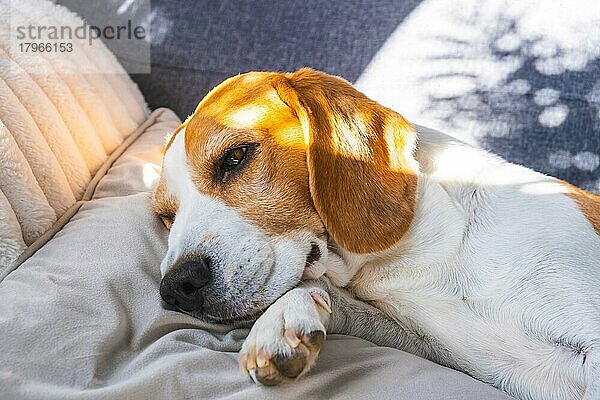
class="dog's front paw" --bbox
[239,287,331,386]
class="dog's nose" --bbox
[160,258,211,311]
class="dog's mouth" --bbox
[202,309,263,325]
[304,242,321,268]
[164,301,261,326]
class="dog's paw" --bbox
[239,287,331,386]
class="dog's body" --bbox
[154,69,600,400]
[331,124,600,399]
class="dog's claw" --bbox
[284,329,302,348]
[246,346,257,372]
[240,353,249,376]
[257,350,269,368]
[310,291,332,314]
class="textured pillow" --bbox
[0,0,149,270]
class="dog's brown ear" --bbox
[273,68,419,254]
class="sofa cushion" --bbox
[0,108,180,280]
[0,0,149,270]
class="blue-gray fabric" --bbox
[63,0,600,191]
[129,0,419,113]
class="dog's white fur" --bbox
[160,115,600,399]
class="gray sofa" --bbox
[63,0,600,190]
[129,0,600,192]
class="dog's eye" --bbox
[216,144,256,183]
[159,215,174,229]
[223,146,247,170]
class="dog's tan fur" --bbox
[563,182,600,234]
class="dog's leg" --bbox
[239,283,331,385]
[239,278,430,385]
[313,278,438,361]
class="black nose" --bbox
[160,258,211,311]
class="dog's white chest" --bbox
[347,259,494,366]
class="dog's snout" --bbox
[160,258,211,311]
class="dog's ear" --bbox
[273,68,419,254]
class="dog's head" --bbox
[153,68,419,322]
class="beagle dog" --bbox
[153,68,600,400]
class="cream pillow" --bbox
[0,0,149,269]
